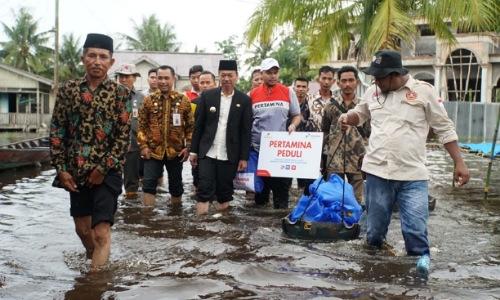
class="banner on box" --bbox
[257,131,323,179]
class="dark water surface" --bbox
[0,147,499,300]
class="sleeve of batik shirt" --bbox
[137,95,151,149]
[97,85,132,174]
[182,95,194,149]
[322,103,333,134]
[49,82,71,173]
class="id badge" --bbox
[132,108,138,118]
[173,113,181,126]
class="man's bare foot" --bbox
[196,202,210,215]
[217,202,230,211]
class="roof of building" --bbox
[109,51,225,78]
[0,62,54,87]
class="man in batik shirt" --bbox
[138,65,194,207]
[50,33,132,272]
[322,65,370,205]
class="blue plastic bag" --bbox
[289,174,362,226]
[233,150,264,193]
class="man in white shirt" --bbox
[340,50,470,277]
[189,60,253,215]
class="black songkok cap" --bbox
[83,33,114,53]
[218,60,238,72]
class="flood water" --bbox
[0,145,499,300]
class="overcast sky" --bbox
[0,0,260,53]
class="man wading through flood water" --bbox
[50,33,132,272]
[339,50,470,277]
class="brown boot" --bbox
[170,196,182,206]
[142,193,156,206]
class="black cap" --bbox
[363,50,409,78]
[188,65,203,76]
[83,33,113,53]
[218,60,238,71]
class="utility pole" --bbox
[54,0,59,92]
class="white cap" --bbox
[260,58,280,71]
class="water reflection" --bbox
[63,270,116,300]
[0,149,499,300]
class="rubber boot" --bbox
[170,196,182,206]
[142,193,156,206]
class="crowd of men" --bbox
[49,33,469,276]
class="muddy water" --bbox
[0,148,499,300]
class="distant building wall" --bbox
[443,102,500,142]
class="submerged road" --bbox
[0,147,499,299]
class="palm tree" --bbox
[59,33,85,81]
[0,7,53,74]
[244,39,275,70]
[119,15,180,51]
[245,0,499,63]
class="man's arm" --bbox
[137,95,152,158]
[189,93,207,168]
[322,105,332,145]
[239,94,253,161]
[288,114,303,133]
[49,83,78,192]
[444,140,470,187]
[181,94,195,162]
[50,84,69,174]
[287,88,302,133]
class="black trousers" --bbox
[123,151,140,193]
[192,166,199,187]
[143,156,183,196]
[197,156,238,203]
[255,176,290,209]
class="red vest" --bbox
[185,90,199,100]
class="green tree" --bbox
[119,15,180,51]
[244,39,275,70]
[215,35,243,62]
[0,7,53,74]
[270,36,313,86]
[235,76,252,94]
[58,33,85,81]
[245,0,499,63]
